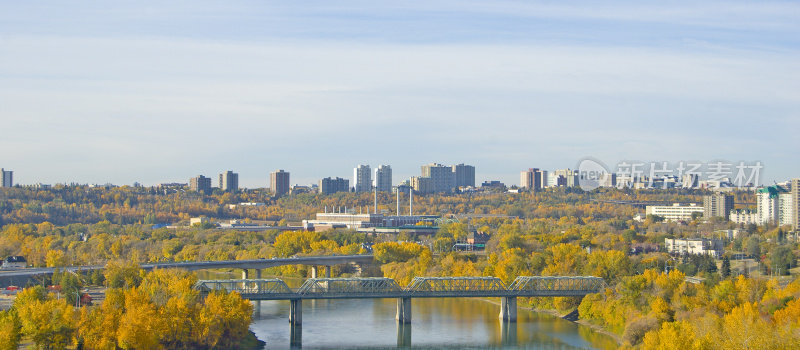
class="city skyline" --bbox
[1,1,798,187]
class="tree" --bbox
[745,236,760,258]
[104,261,143,288]
[641,320,706,350]
[0,309,22,350]
[770,245,794,276]
[116,288,161,349]
[721,256,731,278]
[196,291,253,348]
[15,289,76,349]
[373,242,426,263]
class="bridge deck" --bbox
[195,276,605,300]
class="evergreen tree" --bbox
[721,256,731,278]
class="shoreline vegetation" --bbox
[1,187,799,348]
[479,297,623,346]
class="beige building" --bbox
[411,176,434,194]
[730,209,759,225]
[189,175,212,194]
[520,168,546,191]
[218,170,238,192]
[703,193,734,219]
[553,169,578,187]
[646,203,704,222]
[665,238,723,257]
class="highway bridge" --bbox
[0,255,373,287]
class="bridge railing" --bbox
[194,279,295,297]
[297,277,402,296]
[406,277,507,294]
[194,276,606,298]
[508,276,605,294]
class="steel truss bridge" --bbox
[195,276,603,348]
[194,276,604,300]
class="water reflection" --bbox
[250,298,617,349]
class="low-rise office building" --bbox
[665,238,723,257]
[645,203,704,222]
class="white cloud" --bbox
[0,1,798,186]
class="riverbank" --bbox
[242,330,266,349]
[478,297,623,346]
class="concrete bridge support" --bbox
[289,299,303,326]
[397,321,412,348]
[310,266,333,279]
[290,323,302,350]
[396,297,412,324]
[500,320,517,346]
[240,269,262,317]
[499,296,517,322]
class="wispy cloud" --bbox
[0,1,798,186]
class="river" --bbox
[194,271,617,349]
[249,297,618,349]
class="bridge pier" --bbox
[396,297,412,324]
[290,323,302,349]
[499,296,517,322]
[254,270,261,317]
[397,321,412,348]
[289,299,303,326]
[311,266,318,279]
[500,319,517,346]
[325,265,331,278]
[240,269,262,317]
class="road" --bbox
[0,255,374,287]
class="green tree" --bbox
[770,245,794,276]
[720,256,730,278]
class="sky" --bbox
[1,1,798,188]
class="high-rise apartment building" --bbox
[374,165,392,192]
[353,165,372,192]
[218,170,238,192]
[703,193,734,220]
[452,164,475,188]
[270,170,290,197]
[793,179,800,231]
[319,177,350,195]
[421,163,454,193]
[757,185,793,225]
[1,168,12,187]
[520,168,545,191]
[410,176,434,194]
[190,175,212,194]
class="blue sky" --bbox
[1,1,798,187]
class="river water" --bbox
[194,271,617,349]
[249,298,618,349]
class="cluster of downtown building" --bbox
[186,163,478,197]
